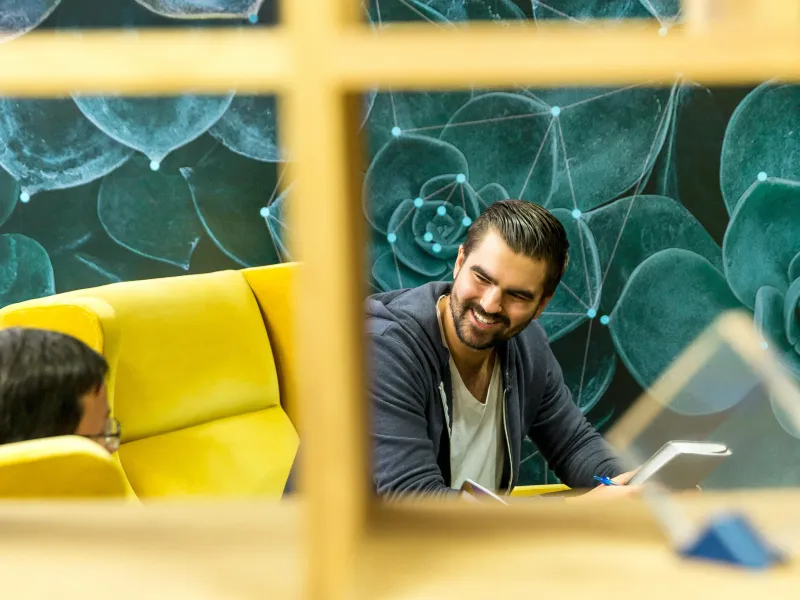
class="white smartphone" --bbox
[459,479,508,504]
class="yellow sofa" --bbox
[0,263,301,500]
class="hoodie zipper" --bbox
[502,385,513,495]
[439,382,451,438]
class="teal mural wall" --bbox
[0,1,797,485]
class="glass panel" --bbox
[606,313,800,550]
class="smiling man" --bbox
[367,199,632,499]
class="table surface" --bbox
[1,490,799,599]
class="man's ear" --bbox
[454,246,465,280]
[534,294,554,319]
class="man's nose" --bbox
[479,287,502,315]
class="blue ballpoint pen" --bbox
[593,475,620,486]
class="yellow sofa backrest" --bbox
[0,265,299,499]
[242,264,300,431]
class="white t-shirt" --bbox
[437,297,505,492]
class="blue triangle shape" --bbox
[681,512,785,569]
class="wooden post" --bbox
[284,1,369,599]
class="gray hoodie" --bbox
[367,281,624,498]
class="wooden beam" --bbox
[0,19,795,97]
[0,28,292,96]
[684,0,800,33]
[334,21,800,89]
[284,1,369,600]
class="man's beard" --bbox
[448,289,538,351]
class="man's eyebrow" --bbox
[470,265,496,283]
[470,265,536,300]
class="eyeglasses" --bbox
[82,417,121,453]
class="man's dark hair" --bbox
[0,327,108,445]
[462,199,570,298]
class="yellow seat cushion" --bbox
[0,436,129,499]
[118,407,297,498]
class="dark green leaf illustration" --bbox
[723,179,800,308]
[539,208,600,342]
[0,0,61,43]
[546,86,675,212]
[441,93,555,204]
[0,167,19,228]
[98,156,203,269]
[133,0,264,19]
[364,135,468,234]
[73,94,234,167]
[209,96,281,163]
[610,248,742,410]
[426,0,526,21]
[0,233,54,308]
[721,83,800,214]
[0,99,133,199]
[585,194,721,314]
[550,320,616,414]
[182,144,286,267]
[1,180,101,254]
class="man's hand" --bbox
[578,471,640,500]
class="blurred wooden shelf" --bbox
[358,490,800,599]
[0,499,302,600]
[0,490,799,599]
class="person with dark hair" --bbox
[0,327,120,453]
[367,199,634,499]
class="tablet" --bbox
[627,440,732,489]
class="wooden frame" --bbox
[0,1,798,598]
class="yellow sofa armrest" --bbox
[511,484,570,497]
[0,436,130,499]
